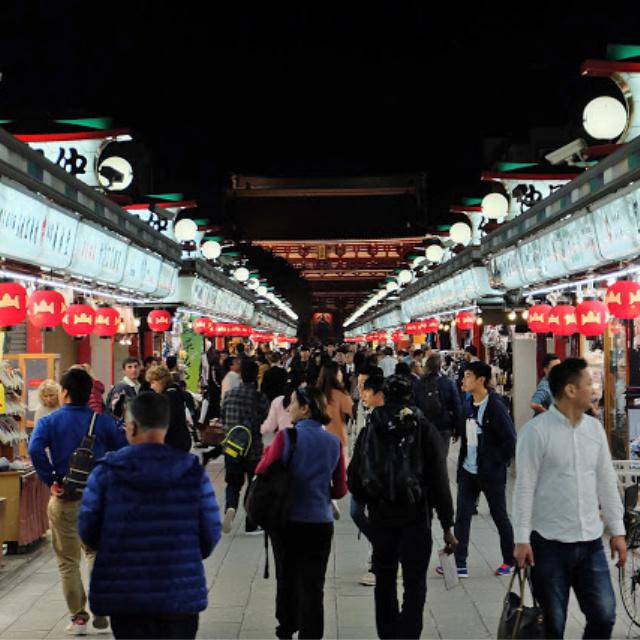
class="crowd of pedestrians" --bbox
[25,339,628,639]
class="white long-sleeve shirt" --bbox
[513,405,624,544]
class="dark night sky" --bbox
[1,2,640,231]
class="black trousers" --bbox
[454,468,514,567]
[111,614,198,640]
[271,521,334,639]
[371,521,432,639]
[225,457,259,531]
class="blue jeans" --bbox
[350,496,372,542]
[531,531,616,639]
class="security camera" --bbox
[544,138,587,165]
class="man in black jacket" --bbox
[417,354,464,455]
[261,352,288,403]
[349,375,456,639]
[437,361,516,579]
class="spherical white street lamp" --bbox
[234,267,250,282]
[201,240,222,260]
[412,256,426,270]
[247,278,260,290]
[386,280,399,293]
[425,244,444,263]
[481,193,509,219]
[173,218,198,242]
[257,285,268,296]
[398,269,413,285]
[449,222,472,246]
[583,96,628,140]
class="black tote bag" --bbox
[497,567,546,639]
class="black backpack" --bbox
[351,405,424,506]
[221,425,253,459]
[421,376,444,423]
[61,413,98,500]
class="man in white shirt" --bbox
[513,357,626,639]
[220,357,242,401]
[378,347,397,378]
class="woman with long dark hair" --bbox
[255,386,347,639]
[316,361,353,456]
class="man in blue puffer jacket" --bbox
[79,392,221,640]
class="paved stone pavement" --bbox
[0,443,638,639]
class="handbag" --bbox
[200,419,226,447]
[497,567,546,639]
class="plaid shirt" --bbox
[221,382,270,460]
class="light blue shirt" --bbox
[463,394,489,475]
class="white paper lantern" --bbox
[173,218,198,242]
[386,280,399,292]
[247,278,260,290]
[583,96,628,140]
[412,256,426,270]
[449,222,472,246]
[234,267,250,282]
[481,193,509,219]
[257,285,268,296]
[201,240,222,260]
[425,244,444,263]
[398,269,413,285]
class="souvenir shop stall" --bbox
[484,134,640,457]
[0,126,183,551]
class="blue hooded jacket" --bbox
[78,444,221,616]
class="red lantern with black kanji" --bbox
[0,282,27,328]
[93,307,120,338]
[527,304,552,333]
[27,289,65,329]
[455,312,475,331]
[148,310,173,332]
[548,304,577,336]
[576,300,608,337]
[605,280,640,319]
[424,318,440,333]
[62,304,95,337]
[193,317,212,335]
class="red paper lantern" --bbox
[0,282,27,328]
[405,322,422,335]
[605,280,640,319]
[455,312,475,331]
[527,304,552,333]
[576,300,608,337]
[27,289,65,329]
[193,317,212,335]
[548,305,577,336]
[62,304,95,337]
[93,307,120,338]
[148,310,173,332]
[424,318,440,333]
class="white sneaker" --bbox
[222,508,236,534]
[359,571,376,586]
[331,500,341,520]
[66,618,87,636]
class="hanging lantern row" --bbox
[345,336,367,344]
[405,318,440,334]
[391,330,409,343]
[193,317,253,337]
[278,336,299,344]
[251,332,274,343]
[366,331,389,342]
[527,301,608,337]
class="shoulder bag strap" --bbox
[285,427,298,467]
[87,412,98,438]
